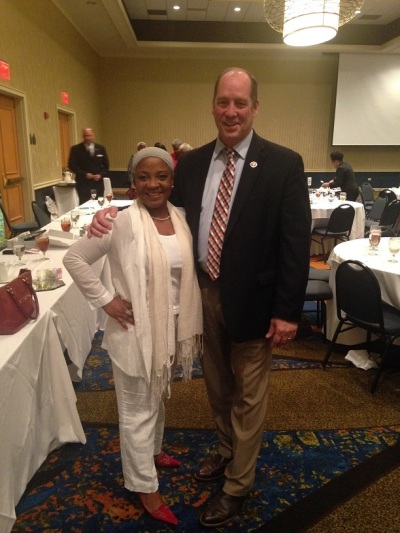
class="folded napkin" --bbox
[344,349,380,370]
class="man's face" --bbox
[212,71,259,148]
[83,129,94,144]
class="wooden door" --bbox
[58,111,71,171]
[0,94,25,236]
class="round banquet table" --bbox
[310,198,365,256]
[325,237,400,344]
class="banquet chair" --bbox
[31,201,50,228]
[363,196,388,235]
[379,189,397,204]
[309,266,330,282]
[304,279,333,340]
[379,200,400,231]
[322,260,400,394]
[311,203,355,263]
[0,199,39,237]
[360,182,375,214]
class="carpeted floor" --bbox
[11,295,400,532]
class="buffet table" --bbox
[310,198,365,256]
[325,237,400,344]
[0,199,132,532]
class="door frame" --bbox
[0,84,34,219]
[56,105,77,171]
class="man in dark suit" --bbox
[68,128,109,204]
[89,67,311,527]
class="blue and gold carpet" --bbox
[12,306,400,532]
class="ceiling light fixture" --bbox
[234,7,241,12]
[263,0,365,47]
[173,5,180,10]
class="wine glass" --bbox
[50,212,58,222]
[90,188,97,201]
[12,238,26,264]
[368,226,381,255]
[98,196,105,207]
[35,234,50,260]
[105,192,113,205]
[388,237,400,263]
[70,209,80,228]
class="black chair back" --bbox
[366,196,387,221]
[335,260,383,331]
[379,200,400,228]
[379,189,397,203]
[361,182,374,203]
[32,201,50,228]
[326,203,355,236]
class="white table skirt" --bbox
[310,200,365,256]
[0,312,85,533]
[325,237,400,344]
[53,184,80,216]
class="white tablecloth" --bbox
[0,312,86,533]
[53,184,80,215]
[310,199,365,256]
[325,237,400,344]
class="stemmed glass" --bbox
[97,196,105,208]
[388,237,400,262]
[12,238,26,265]
[90,189,97,202]
[368,226,381,255]
[105,191,113,205]
[35,234,50,260]
[70,209,80,228]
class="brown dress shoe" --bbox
[194,454,232,481]
[199,490,245,527]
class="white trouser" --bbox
[112,362,165,493]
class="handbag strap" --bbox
[6,277,39,320]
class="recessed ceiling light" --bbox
[173,5,180,10]
[234,7,241,12]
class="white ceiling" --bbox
[51,0,400,58]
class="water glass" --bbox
[339,192,347,201]
[388,237,400,263]
[12,238,26,264]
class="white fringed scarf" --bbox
[136,200,202,397]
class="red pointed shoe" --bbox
[148,503,179,525]
[154,451,181,468]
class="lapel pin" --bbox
[250,161,258,168]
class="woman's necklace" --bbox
[151,215,170,221]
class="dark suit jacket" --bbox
[68,142,109,203]
[173,132,311,343]
[331,161,359,200]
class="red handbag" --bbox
[0,269,39,334]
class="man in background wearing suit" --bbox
[68,128,109,204]
[89,68,311,527]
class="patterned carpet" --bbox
[11,303,400,532]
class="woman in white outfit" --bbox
[63,147,202,526]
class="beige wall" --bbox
[1,0,399,196]
[1,0,101,190]
[100,55,400,173]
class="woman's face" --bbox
[133,157,173,213]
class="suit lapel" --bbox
[225,133,266,240]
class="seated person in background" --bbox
[322,151,359,201]
[170,138,183,168]
[63,147,202,526]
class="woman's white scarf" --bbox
[134,200,202,397]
